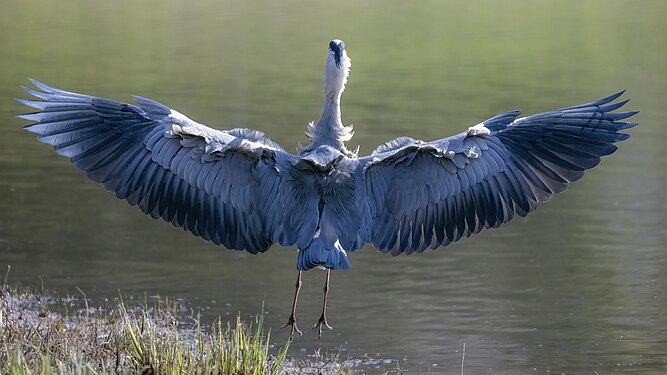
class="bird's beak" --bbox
[329,40,346,70]
[333,50,342,69]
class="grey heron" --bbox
[18,39,637,337]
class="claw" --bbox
[281,315,303,336]
[313,313,333,338]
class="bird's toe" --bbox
[313,315,333,337]
[281,316,303,336]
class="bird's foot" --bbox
[281,315,302,336]
[312,314,333,338]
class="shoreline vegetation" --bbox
[0,282,352,374]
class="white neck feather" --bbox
[299,50,354,155]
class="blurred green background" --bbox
[1,0,666,372]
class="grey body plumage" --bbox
[17,39,637,335]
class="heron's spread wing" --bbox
[359,92,637,255]
[18,79,305,253]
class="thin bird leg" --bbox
[313,268,333,337]
[281,271,303,336]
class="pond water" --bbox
[1,0,666,373]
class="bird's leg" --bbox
[281,271,303,336]
[313,268,333,337]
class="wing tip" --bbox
[602,98,630,112]
[616,133,631,142]
[588,90,626,108]
[23,123,42,133]
[15,98,42,110]
[27,78,51,92]
[604,90,626,103]
[16,112,40,121]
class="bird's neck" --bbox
[298,51,355,156]
[301,74,353,156]
[313,88,345,145]
[303,92,353,156]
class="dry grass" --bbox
[0,284,293,374]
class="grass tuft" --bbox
[119,298,290,374]
[1,285,291,374]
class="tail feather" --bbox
[297,237,351,271]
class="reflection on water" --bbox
[1,0,666,372]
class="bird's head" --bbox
[329,39,347,68]
[324,39,351,97]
